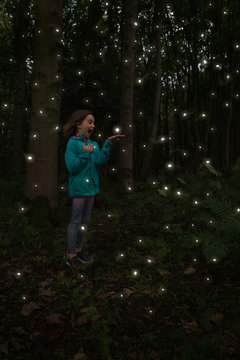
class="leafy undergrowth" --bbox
[1,171,240,360]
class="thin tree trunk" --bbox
[10,0,30,176]
[24,0,63,209]
[140,0,166,180]
[118,0,139,191]
[224,42,236,168]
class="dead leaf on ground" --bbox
[39,288,56,297]
[10,337,25,351]
[123,288,135,297]
[21,302,40,316]
[105,291,116,298]
[57,271,66,279]
[211,312,224,324]
[184,267,197,275]
[46,313,63,325]
[36,327,65,344]
[40,279,52,287]
[157,269,171,276]
[14,327,28,335]
[181,319,198,330]
[76,315,89,327]
[74,348,87,360]
[0,342,9,356]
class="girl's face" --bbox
[77,114,95,138]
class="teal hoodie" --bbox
[64,133,113,197]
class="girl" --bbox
[62,109,125,268]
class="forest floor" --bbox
[1,176,240,360]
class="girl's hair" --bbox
[62,109,93,143]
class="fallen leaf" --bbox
[74,348,87,360]
[57,271,66,279]
[46,314,63,325]
[76,315,89,327]
[37,327,64,344]
[181,319,198,330]
[21,302,40,316]
[14,327,27,335]
[0,342,9,355]
[10,337,25,351]
[40,279,52,287]
[211,312,224,324]
[105,291,116,298]
[157,269,171,276]
[184,267,196,275]
[39,288,56,297]
[123,288,135,297]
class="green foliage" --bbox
[192,199,240,262]
[85,318,115,359]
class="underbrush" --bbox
[1,163,240,275]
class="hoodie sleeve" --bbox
[94,139,113,165]
[65,140,90,174]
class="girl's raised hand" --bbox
[83,143,94,152]
[108,135,126,142]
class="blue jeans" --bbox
[67,197,94,254]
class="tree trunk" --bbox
[24,0,63,209]
[140,0,166,180]
[118,0,139,191]
[10,0,30,176]
[224,42,236,169]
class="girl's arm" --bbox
[65,141,90,174]
[94,139,113,165]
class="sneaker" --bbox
[66,256,82,269]
[76,251,93,264]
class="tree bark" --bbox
[24,0,63,209]
[140,0,166,180]
[10,0,30,176]
[118,0,139,191]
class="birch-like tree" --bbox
[118,0,139,191]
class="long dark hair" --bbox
[62,109,93,144]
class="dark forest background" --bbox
[1,0,239,190]
[1,1,240,359]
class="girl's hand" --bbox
[83,143,94,152]
[108,135,126,142]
